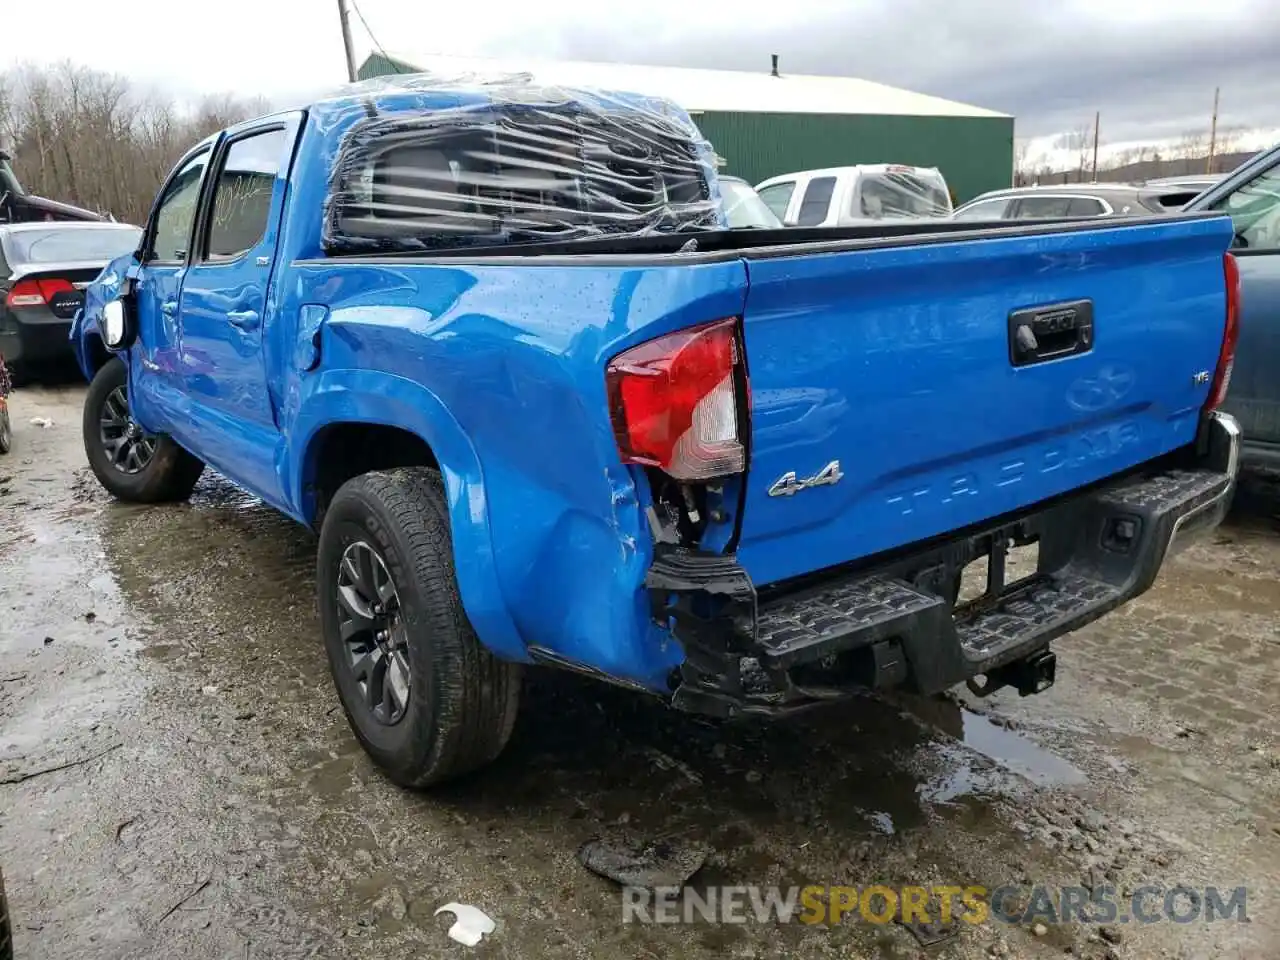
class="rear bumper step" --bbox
[650,412,1240,718]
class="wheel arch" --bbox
[288,371,526,662]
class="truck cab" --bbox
[755,164,953,227]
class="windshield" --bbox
[857,172,951,219]
[4,226,142,265]
[719,179,783,229]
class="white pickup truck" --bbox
[755,164,953,226]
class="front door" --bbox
[177,117,298,505]
[128,147,213,434]
[1205,158,1280,450]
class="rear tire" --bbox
[318,467,522,787]
[82,358,204,502]
[0,404,10,455]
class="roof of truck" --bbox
[356,52,1010,120]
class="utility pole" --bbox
[1206,87,1220,174]
[338,0,358,83]
[1091,111,1100,182]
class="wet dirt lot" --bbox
[1,383,1278,960]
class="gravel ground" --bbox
[1,382,1277,960]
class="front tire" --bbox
[82,357,204,502]
[318,468,522,787]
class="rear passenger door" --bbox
[176,114,300,505]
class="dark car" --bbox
[1185,143,1280,466]
[952,182,1206,221]
[0,221,142,376]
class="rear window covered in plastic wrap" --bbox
[322,92,720,254]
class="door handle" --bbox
[1008,299,1094,367]
[160,299,178,316]
[227,309,261,331]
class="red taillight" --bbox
[5,277,74,308]
[1207,252,1241,412]
[606,318,746,481]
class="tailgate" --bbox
[735,216,1233,586]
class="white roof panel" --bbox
[370,52,1011,120]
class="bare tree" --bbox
[1013,138,1034,185]
[0,61,265,224]
[1069,123,1095,183]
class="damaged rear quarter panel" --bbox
[280,257,749,691]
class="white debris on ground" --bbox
[434,903,496,947]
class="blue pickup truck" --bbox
[72,76,1242,788]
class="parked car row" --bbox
[952,181,1206,221]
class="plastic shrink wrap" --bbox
[317,73,724,254]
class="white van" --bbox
[754,165,953,226]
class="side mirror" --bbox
[101,298,138,352]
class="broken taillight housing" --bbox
[1206,252,1241,412]
[606,318,746,481]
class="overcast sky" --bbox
[2,0,1276,144]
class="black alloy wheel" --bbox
[336,539,412,726]
[99,384,156,475]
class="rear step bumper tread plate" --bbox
[667,413,1240,715]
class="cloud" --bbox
[464,0,1280,143]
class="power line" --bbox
[349,0,390,61]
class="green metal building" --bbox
[357,52,1014,202]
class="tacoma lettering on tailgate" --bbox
[884,421,1143,516]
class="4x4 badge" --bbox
[768,460,844,497]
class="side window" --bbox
[150,151,210,262]
[796,176,836,226]
[1210,164,1280,251]
[953,198,1009,221]
[205,128,287,261]
[1067,197,1106,217]
[1013,196,1073,219]
[757,181,796,221]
